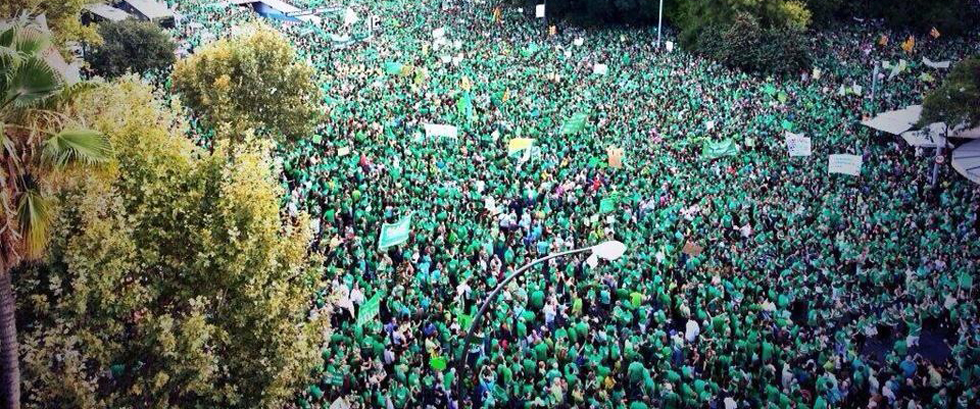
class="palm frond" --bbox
[4,56,61,108]
[16,188,50,259]
[0,27,14,48]
[13,27,48,55]
[42,128,113,168]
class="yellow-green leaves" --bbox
[42,128,113,168]
[16,188,50,258]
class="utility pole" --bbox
[657,0,664,48]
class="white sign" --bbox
[535,4,545,18]
[424,124,458,139]
[706,120,715,131]
[784,132,812,157]
[343,8,358,25]
[432,27,445,39]
[665,41,674,52]
[573,37,584,47]
[922,57,951,69]
[829,154,863,176]
[592,63,608,75]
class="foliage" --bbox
[0,0,100,48]
[1,20,111,409]
[14,78,329,409]
[844,0,979,35]
[86,19,176,79]
[921,56,980,128]
[171,23,321,144]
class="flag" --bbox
[357,292,383,326]
[508,138,535,155]
[378,213,412,249]
[383,61,403,75]
[878,35,888,46]
[930,27,940,39]
[919,72,935,83]
[701,139,739,160]
[561,112,589,135]
[493,6,501,23]
[460,75,472,91]
[901,36,915,53]
[548,25,556,36]
[599,192,621,214]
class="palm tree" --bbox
[0,20,112,409]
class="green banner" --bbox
[357,292,383,327]
[378,213,412,250]
[701,139,739,160]
[561,112,589,135]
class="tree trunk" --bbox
[0,268,20,409]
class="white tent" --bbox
[952,139,980,184]
[951,123,980,139]
[900,122,948,148]
[861,105,922,135]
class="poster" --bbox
[785,132,812,157]
[607,147,624,169]
[424,124,458,139]
[682,241,703,257]
[535,4,545,18]
[828,154,863,176]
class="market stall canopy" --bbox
[900,122,948,148]
[952,139,980,184]
[83,4,131,22]
[861,105,922,135]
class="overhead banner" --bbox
[378,213,412,249]
[508,138,535,155]
[828,154,863,176]
[424,124,458,139]
[785,132,812,157]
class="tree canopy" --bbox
[15,78,328,408]
[85,19,176,79]
[172,23,321,144]
[921,56,980,128]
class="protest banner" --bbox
[508,138,535,155]
[701,139,739,160]
[682,241,703,257]
[922,57,951,69]
[424,124,459,139]
[357,291,383,326]
[607,147,624,168]
[378,213,412,249]
[535,4,545,18]
[829,154,863,176]
[665,41,674,52]
[785,132,812,157]
[561,112,589,135]
[330,398,351,409]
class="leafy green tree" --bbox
[86,19,176,78]
[172,23,321,144]
[0,0,100,48]
[15,77,328,409]
[0,22,112,409]
[921,56,980,128]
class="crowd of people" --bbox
[162,0,979,407]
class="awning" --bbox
[83,4,131,22]
[952,139,980,184]
[900,122,948,148]
[861,105,923,135]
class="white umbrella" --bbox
[900,122,948,148]
[861,105,923,135]
[952,139,980,184]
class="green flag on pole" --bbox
[701,139,739,160]
[378,213,413,250]
[430,356,448,371]
[561,112,589,135]
[457,92,474,123]
[383,61,404,75]
[599,192,622,214]
[357,292,383,327]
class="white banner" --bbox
[665,41,674,52]
[424,124,458,139]
[829,154,863,176]
[592,63,608,75]
[535,4,545,18]
[785,132,812,157]
[922,57,951,69]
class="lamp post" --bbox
[452,241,627,402]
[657,0,664,48]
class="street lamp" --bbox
[452,240,627,401]
[657,0,664,48]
